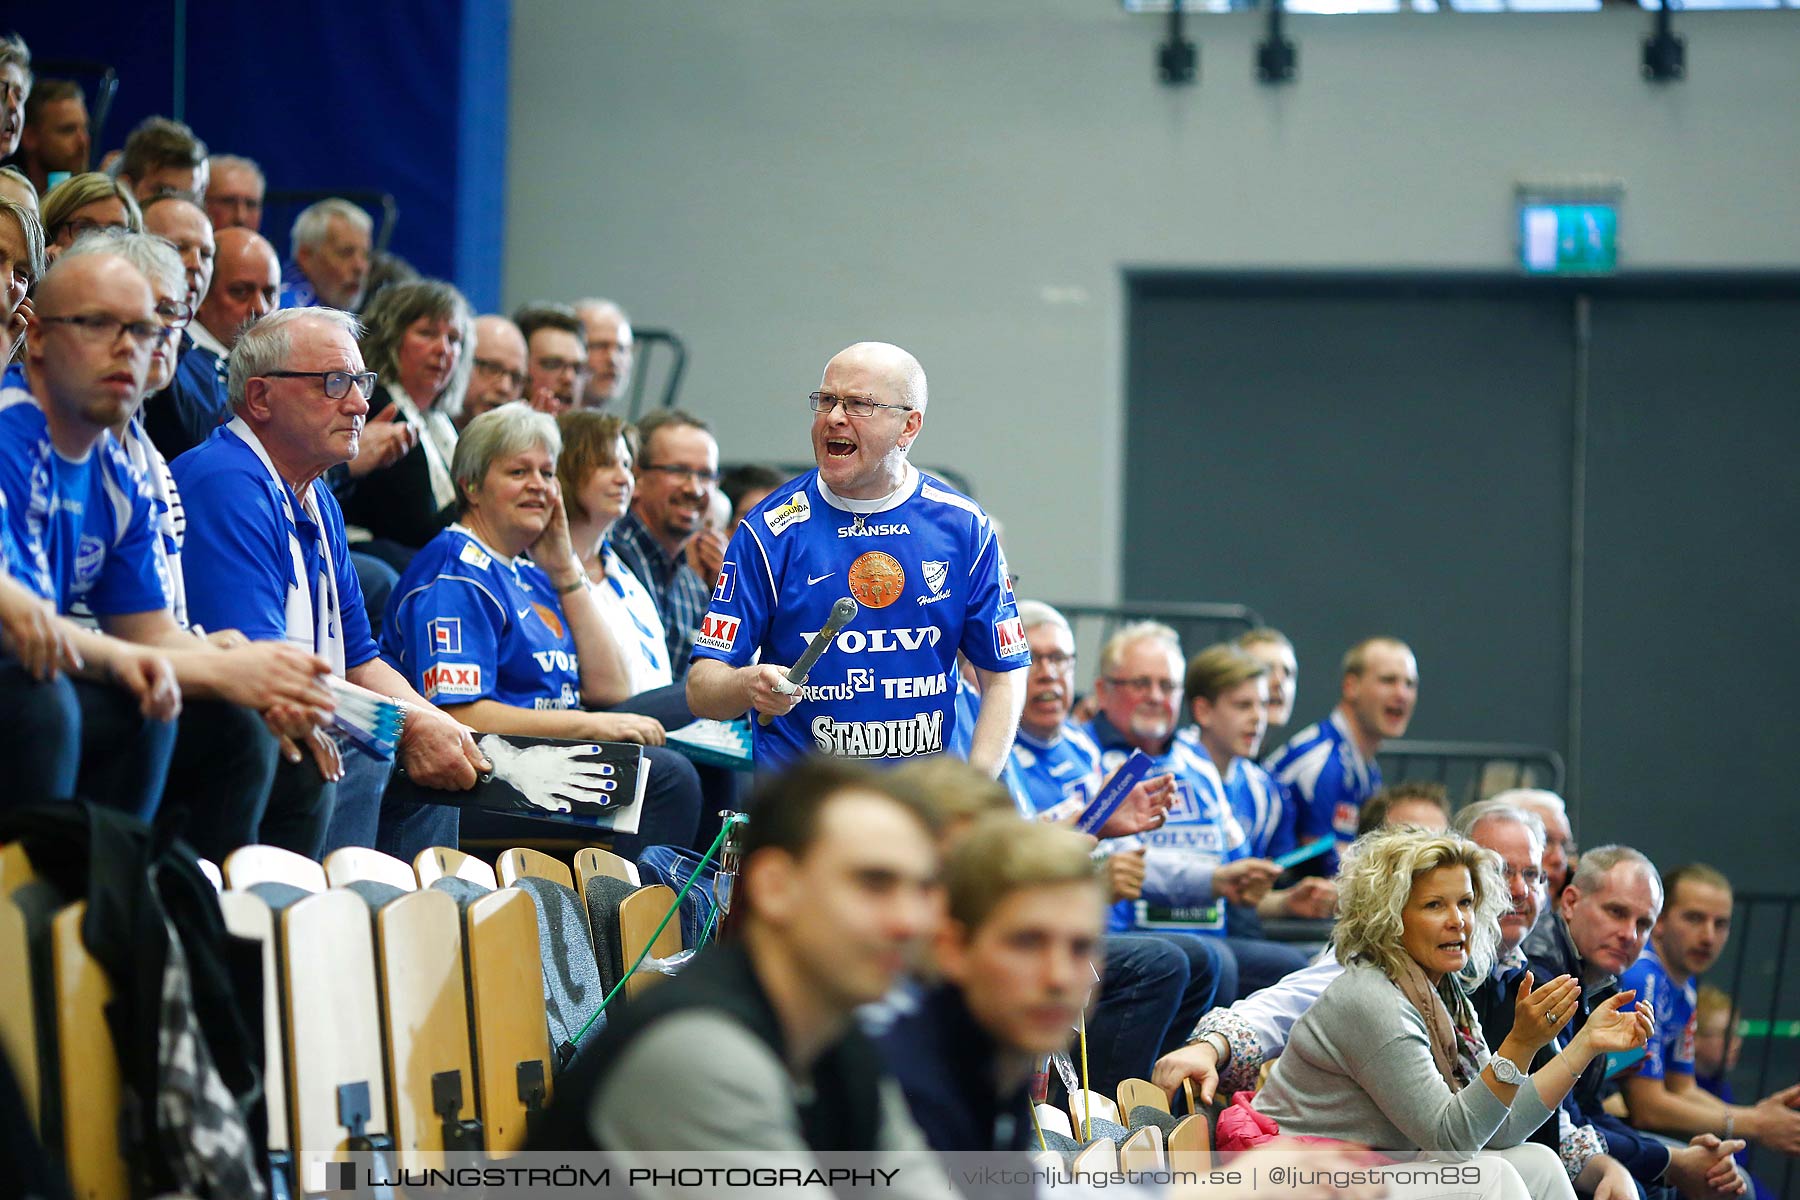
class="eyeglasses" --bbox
[638,464,719,487]
[1502,865,1549,888]
[1105,676,1178,695]
[808,391,914,418]
[1035,651,1077,671]
[53,217,130,244]
[473,357,527,389]
[261,369,379,400]
[37,313,167,350]
[156,298,193,330]
[534,356,588,377]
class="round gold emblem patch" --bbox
[847,552,906,609]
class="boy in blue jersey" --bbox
[1085,622,1308,1001]
[1265,635,1418,872]
[1184,643,1337,922]
[1616,864,1800,1159]
[687,342,1027,774]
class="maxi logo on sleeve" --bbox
[995,616,1028,659]
[695,613,740,652]
[421,663,483,699]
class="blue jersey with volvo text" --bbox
[381,525,581,710]
[1179,729,1287,858]
[1090,715,1250,937]
[0,396,170,617]
[1265,708,1381,873]
[690,465,1028,770]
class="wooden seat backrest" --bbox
[218,890,289,1157]
[464,887,551,1156]
[280,889,387,1186]
[223,845,326,893]
[617,884,682,1001]
[324,847,419,892]
[376,889,476,1155]
[53,902,127,1200]
[414,846,498,891]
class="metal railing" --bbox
[623,329,689,419]
[1048,601,1264,691]
[1714,892,1800,1199]
[1376,739,1566,808]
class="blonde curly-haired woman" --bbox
[1253,827,1652,1200]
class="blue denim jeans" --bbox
[1082,933,1224,1096]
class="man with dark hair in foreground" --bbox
[535,759,957,1192]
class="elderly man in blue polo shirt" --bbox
[174,306,488,860]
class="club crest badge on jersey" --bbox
[848,551,905,609]
[429,617,462,654]
[530,602,566,640]
[921,560,948,597]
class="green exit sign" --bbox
[1519,201,1618,275]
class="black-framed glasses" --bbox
[37,313,167,350]
[533,355,587,377]
[638,463,719,487]
[262,369,379,400]
[156,298,193,330]
[808,391,913,418]
[473,357,527,389]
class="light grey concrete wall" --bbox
[505,0,1800,600]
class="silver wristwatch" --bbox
[1488,1054,1527,1085]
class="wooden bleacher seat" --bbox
[0,890,39,1136]
[374,889,479,1155]
[280,889,391,1186]
[414,846,498,891]
[464,888,552,1154]
[573,845,639,889]
[0,840,34,892]
[52,901,127,1200]
[1067,1087,1121,1138]
[1070,1137,1116,1173]
[217,890,290,1195]
[1119,1124,1165,1171]
[1034,1102,1073,1139]
[223,844,326,893]
[1116,1076,1167,1118]
[616,884,682,1001]
[324,847,418,892]
[498,846,590,930]
[1166,1111,1213,1170]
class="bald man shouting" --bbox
[688,341,1027,775]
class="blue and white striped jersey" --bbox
[1265,708,1381,872]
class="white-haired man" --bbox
[203,154,264,232]
[174,307,489,858]
[1496,788,1577,897]
[688,341,1026,775]
[280,198,371,312]
[575,297,633,408]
